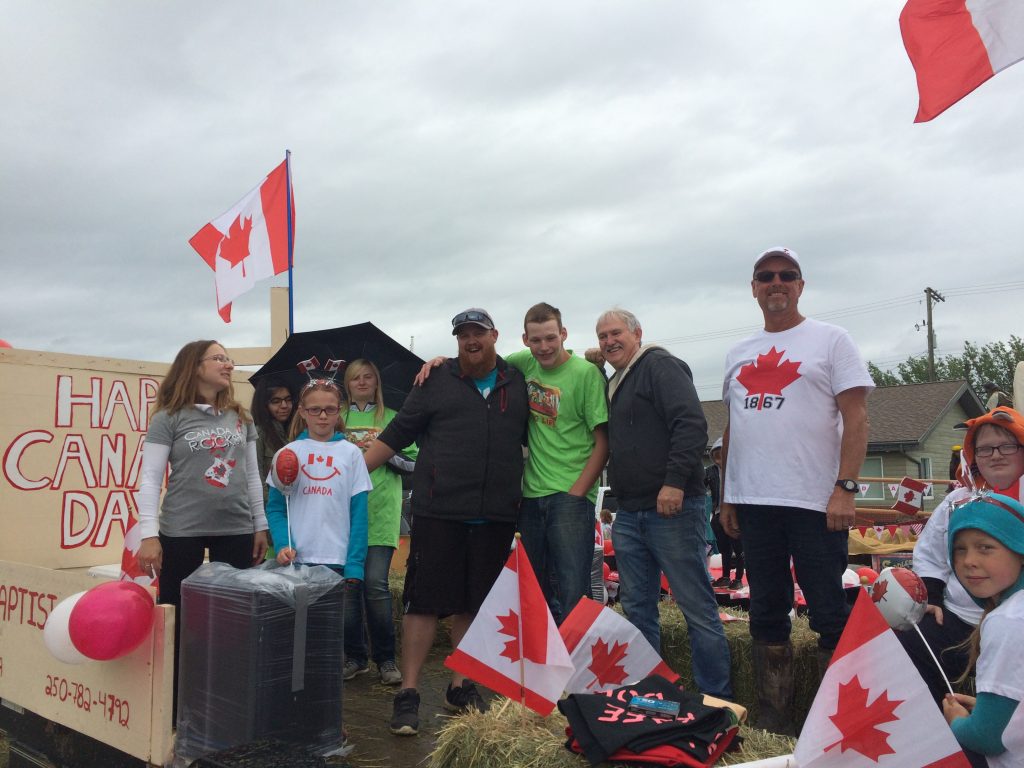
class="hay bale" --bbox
[389,575,821,727]
[658,602,820,727]
[429,698,795,768]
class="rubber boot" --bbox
[815,647,834,682]
[751,642,796,736]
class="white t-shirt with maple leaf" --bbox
[722,317,873,513]
[268,436,372,565]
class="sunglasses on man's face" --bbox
[754,270,801,283]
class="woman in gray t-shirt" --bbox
[135,340,269,607]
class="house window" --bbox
[860,457,884,500]
[919,457,934,498]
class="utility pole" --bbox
[924,287,946,381]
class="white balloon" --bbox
[842,568,860,588]
[43,591,91,664]
[709,553,723,570]
[872,567,927,632]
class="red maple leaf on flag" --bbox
[871,580,889,603]
[735,347,801,409]
[497,610,522,662]
[825,675,903,761]
[219,215,254,272]
[586,638,630,689]
[903,489,916,503]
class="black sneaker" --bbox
[443,680,489,714]
[711,576,731,589]
[390,688,420,736]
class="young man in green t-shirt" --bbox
[415,303,609,623]
[507,302,608,624]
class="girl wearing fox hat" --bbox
[942,493,1024,766]
[903,407,1024,704]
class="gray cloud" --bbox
[2,1,1022,397]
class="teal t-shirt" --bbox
[505,349,608,502]
[473,369,498,398]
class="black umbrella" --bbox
[250,322,424,411]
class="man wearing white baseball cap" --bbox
[718,247,873,734]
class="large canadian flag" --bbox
[794,589,969,768]
[900,0,1024,122]
[891,476,928,515]
[445,538,574,716]
[559,597,678,694]
[189,158,295,322]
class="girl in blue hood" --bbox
[943,493,1024,767]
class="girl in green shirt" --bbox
[341,359,416,685]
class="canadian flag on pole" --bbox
[189,157,295,322]
[559,597,678,694]
[794,589,969,767]
[900,0,1024,122]
[445,537,574,716]
[891,476,928,515]
[119,517,158,593]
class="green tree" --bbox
[868,335,1024,397]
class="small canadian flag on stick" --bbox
[794,589,969,767]
[559,597,678,695]
[445,536,574,716]
[891,476,927,515]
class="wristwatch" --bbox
[835,479,858,493]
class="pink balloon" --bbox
[68,581,155,661]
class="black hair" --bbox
[251,375,298,454]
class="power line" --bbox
[650,281,1024,348]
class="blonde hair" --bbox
[343,359,386,426]
[154,340,250,420]
[956,598,996,685]
[288,379,345,440]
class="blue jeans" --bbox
[613,499,733,699]
[343,545,396,665]
[518,492,595,625]
[737,505,850,649]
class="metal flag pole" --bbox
[514,533,527,711]
[285,149,295,335]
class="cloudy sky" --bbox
[4,2,1023,401]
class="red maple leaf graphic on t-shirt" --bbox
[497,610,522,662]
[586,638,630,689]
[825,675,903,761]
[735,346,802,410]
[218,215,253,273]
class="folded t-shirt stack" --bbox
[558,675,738,767]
